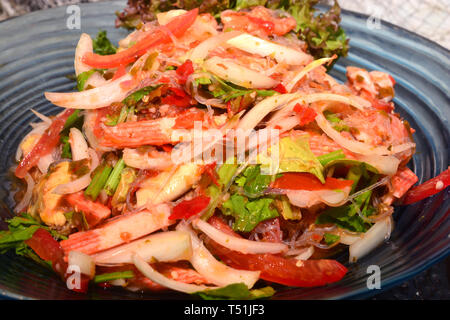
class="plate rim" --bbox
[0,0,448,300]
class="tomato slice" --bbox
[15,109,75,179]
[402,168,450,205]
[169,195,211,220]
[82,9,198,68]
[273,83,287,94]
[206,216,347,287]
[176,59,194,85]
[25,228,67,277]
[161,87,192,107]
[293,103,317,126]
[271,172,354,191]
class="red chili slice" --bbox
[82,9,198,69]
[169,195,211,220]
[402,168,450,205]
[15,109,75,179]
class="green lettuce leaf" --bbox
[195,283,275,300]
[222,194,278,232]
[115,0,349,60]
[315,190,375,232]
[259,135,325,183]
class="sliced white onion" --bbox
[188,31,242,62]
[176,222,260,288]
[286,190,321,208]
[30,109,52,124]
[339,231,361,245]
[45,73,133,109]
[318,188,351,207]
[356,155,400,176]
[132,254,217,294]
[226,33,312,66]
[37,152,54,174]
[109,278,128,287]
[68,250,95,279]
[239,92,370,132]
[93,231,192,265]
[294,246,314,261]
[53,174,91,195]
[285,56,335,92]
[203,56,278,89]
[16,122,49,161]
[69,128,89,161]
[123,148,174,170]
[193,219,288,254]
[75,33,94,76]
[238,93,299,131]
[157,9,187,25]
[53,148,99,195]
[14,172,34,213]
[349,216,393,263]
[315,112,415,156]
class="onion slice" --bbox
[68,250,95,279]
[349,216,393,263]
[157,9,187,25]
[176,222,260,288]
[356,155,400,176]
[315,112,415,156]
[294,246,314,261]
[53,148,99,195]
[132,253,217,293]
[75,33,94,76]
[93,231,192,265]
[226,33,311,65]
[45,73,133,109]
[238,93,299,131]
[14,172,34,213]
[203,56,278,89]
[193,219,288,254]
[188,31,242,62]
[239,92,371,132]
[69,128,89,161]
[74,33,107,88]
[285,56,336,92]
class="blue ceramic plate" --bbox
[0,1,448,300]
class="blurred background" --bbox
[1,0,449,48]
[0,0,448,300]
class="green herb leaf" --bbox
[195,283,275,300]
[0,213,66,255]
[317,149,345,166]
[94,270,134,283]
[323,233,340,245]
[76,69,105,91]
[60,135,72,159]
[122,85,162,107]
[93,30,117,55]
[315,190,374,232]
[85,163,113,201]
[222,195,278,232]
[238,165,272,198]
[324,111,350,132]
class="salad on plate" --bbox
[1,0,449,299]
